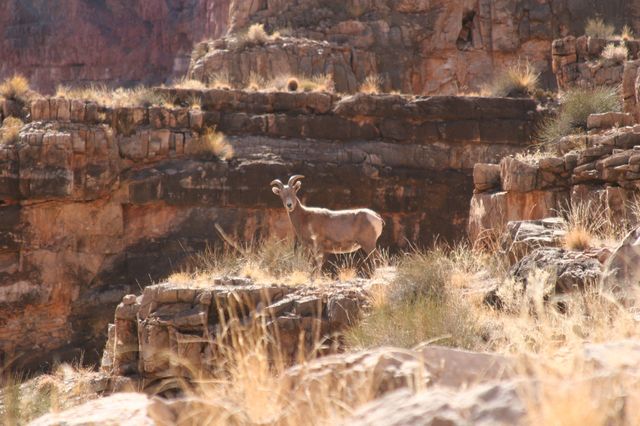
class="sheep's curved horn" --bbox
[270,179,284,189]
[288,175,305,186]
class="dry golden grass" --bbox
[208,71,232,90]
[585,18,615,39]
[0,74,30,101]
[359,74,382,94]
[55,84,168,108]
[619,25,635,41]
[231,23,279,50]
[244,73,334,93]
[601,43,629,63]
[487,60,540,97]
[172,77,208,90]
[1,361,109,425]
[185,126,234,160]
[0,117,24,145]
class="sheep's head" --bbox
[271,175,304,212]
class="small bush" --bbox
[487,61,540,97]
[186,126,234,160]
[620,24,635,41]
[0,74,30,101]
[1,117,24,144]
[559,200,609,250]
[347,246,485,350]
[287,78,299,92]
[232,23,276,50]
[537,86,621,146]
[585,18,615,39]
[208,71,232,90]
[601,43,628,63]
[359,74,382,94]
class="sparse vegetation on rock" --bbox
[0,117,23,144]
[359,74,383,94]
[538,85,621,147]
[55,84,168,107]
[601,43,629,63]
[487,60,540,98]
[0,74,30,102]
[585,17,615,39]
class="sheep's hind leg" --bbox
[357,241,378,278]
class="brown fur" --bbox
[271,176,384,272]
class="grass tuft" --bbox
[620,24,635,41]
[55,84,169,108]
[487,60,540,97]
[585,18,615,39]
[0,117,24,145]
[359,74,382,94]
[347,245,486,350]
[537,86,621,146]
[172,77,208,90]
[601,43,628,63]
[186,126,233,160]
[0,74,30,102]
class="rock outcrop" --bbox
[552,36,640,91]
[469,125,640,243]
[198,0,640,94]
[1,90,536,370]
[100,278,371,389]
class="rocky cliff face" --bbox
[0,90,535,370]
[191,0,640,94]
[0,0,231,93]
[3,1,640,94]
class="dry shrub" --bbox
[0,117,23,145]
[558,199,628,249]
[174,237,316,286]
[601,43,629,63]
[620,24,635,41]
[585,18,615,39]
[208,72,232,90]
[1,361,105,425]
[0,74,30,101]
[186,126,234,160]
[487,60,540,97]
[232,23,277,50]
[55,84,168,108]
[172,77,207,90]
[347,245,486,350]
[287,78,299,92]
[245,73,333,93]
[359,74,382,94]
[538,86,621,146]
[170,309,391,426]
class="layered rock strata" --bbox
[469,125,640,242]
[0,91,535,370]
[552,36,640,90]
[100,278,369,390]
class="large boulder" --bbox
[346,381,527,426]
[601,227,640,303]
[501,218,566,264]
[486,247,603,309]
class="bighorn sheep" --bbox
[270,175,384,273]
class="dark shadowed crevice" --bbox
[457,10,476,51]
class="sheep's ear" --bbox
[293,181,302,192]
[272,186,281,195]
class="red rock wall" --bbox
[0,91,536,370]
[3,1,640,95]
[0,0,231,93]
